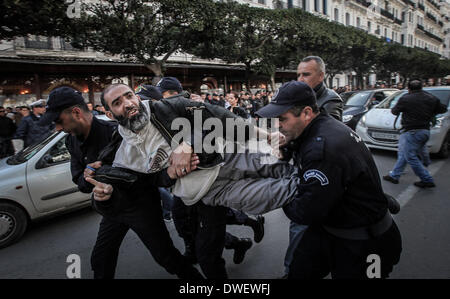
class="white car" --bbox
[356,87,450,158]
[0,115,112,249]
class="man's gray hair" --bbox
[301,56,326,74]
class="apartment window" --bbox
[409,12,412,23]
[314,0,319,12]
[302,0,307,10]
[401,34,405,45]
[384,28,388,37]
[334,8,339,22]
[346,13,350,26]
[357,17,361,28]
[368,21,371,32]
[258,0,265,4]
[323,0,327,15]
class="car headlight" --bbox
[358,115,367,128]
[432,116,445,128]
[343,115,353,123]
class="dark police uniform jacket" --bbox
[282,112,388,229]
[314,82,344,121]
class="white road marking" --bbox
[396,161,446,208]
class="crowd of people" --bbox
[1,55,415,280]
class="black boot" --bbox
[245,215,265,243]
[233,238,253,264]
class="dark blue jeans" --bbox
[390,129,433,183]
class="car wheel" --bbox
[436,133,450,159]
[0,202,28,249]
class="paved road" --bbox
[0,149,449,279]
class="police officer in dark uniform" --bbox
[257,81,402,279]
[39,86,203,279]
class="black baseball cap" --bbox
[135,84,163,101]
[256,81,316,118]
[156,77,183,94]
[40,86,85,125]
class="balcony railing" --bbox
[394,18,403,26]
[426,12,437,23]
[424,30,443,43]
[400,0,415,7]
[353,0,371,8]
[417,25,443,43]
[418,3,425,11]
[426,0,440,10]
[380,8,395,21]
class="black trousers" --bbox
[172,196,250,279]
[90,197,202,279]
[288,222,402,279]
[194,201,228,279]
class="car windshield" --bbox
[377,89,450,110]
[426,90,450,107]
[6,131,61,165]
[377,91,407,109]
[345,91,371,106]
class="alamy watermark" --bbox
[367,254,381,279]
[169,113,282,155]
[66,254,81,279]
[66,0,81,19]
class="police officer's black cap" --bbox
[39,86,85,126]
[156,77,183,94]
[135,84,163,101]
[256,81,316,118]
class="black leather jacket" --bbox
[148,93,253,169]
[314,82,344,121]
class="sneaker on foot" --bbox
[383,175,399,184]
[414,181,435,188]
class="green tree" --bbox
[187,2,279,89]
[69,0,215,82]
[0,0,72,40]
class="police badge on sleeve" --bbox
[303,169,329,186]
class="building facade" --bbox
[237,0,449,86]
[0,0,448,106]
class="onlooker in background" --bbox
[383,79,447,188]
[87,102,99,115]
[13,100,54,148]
[0,106,17,158]
[94,105,105,115]
[226,92,248,119]
[205,93,213,104]
[251,92,264,118]
[240,92,253,116]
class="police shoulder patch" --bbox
[303,169,329,186]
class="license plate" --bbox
[371,132,399,140]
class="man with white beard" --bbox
[87,83,299,278]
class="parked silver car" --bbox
[356,87,450,158]
[0,115,112,248]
